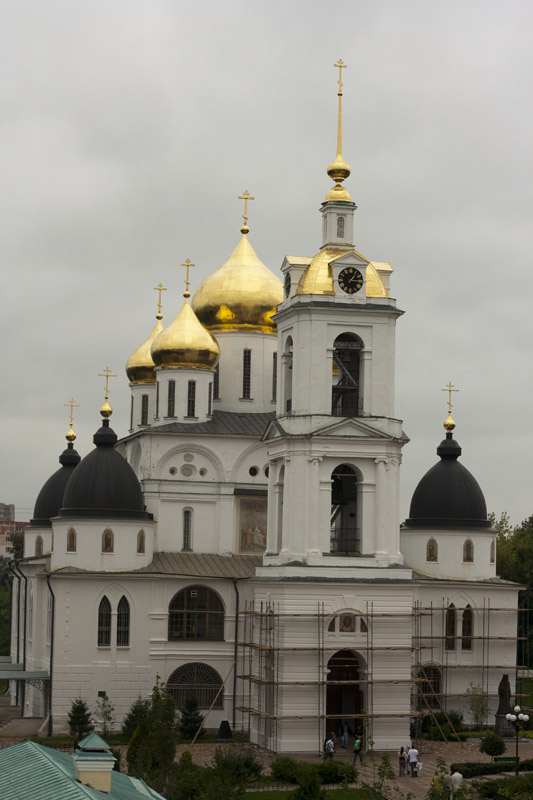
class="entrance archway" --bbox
[326,649,364,737]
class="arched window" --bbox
[97,596,112,647]
[490,539,495,564]
[28,584,33,640]
[463,539,474,563]
[35,535,43,557]
[462,605,473,651]
[67,528,77,553]
[168,586,224,641]
[332,333,363,417]
[283,337,293,413]
[426,538,438,562]
[418,666,441,707]
[167,663,223,709]
[337,216,345,238]
[102,529,114,553]
[137,530,145,554]
[183,509,192,551]
[117,596,130,647]
[445,604,456,651]
[330,464,360,554]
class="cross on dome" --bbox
[238,190,255,234]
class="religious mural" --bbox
[238,496,267,553]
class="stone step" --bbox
[0,717,44,736]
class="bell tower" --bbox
[259,61,408,578]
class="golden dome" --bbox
[296,249,388,297]
[192,234,283,333]
[444,411,456,432]
[126,315,164,384]
[151,294,220,370]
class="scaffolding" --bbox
[236,598,528,752]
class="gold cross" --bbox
[64,398,80,426]
[153,282,167,315]
[238,190,255,228]
[98,367,117,402]
[334,59,347,96]
[441,381,459,414]
[181,259,195,293]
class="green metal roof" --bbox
[0,740,162,799]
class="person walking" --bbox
[323,734,335,761]
[353,735,363,765]
[341,721,349,749]
[407,745,419,777]
[398,746,407,776]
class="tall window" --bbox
[130,396,134,430]
[167,663,223,709]
[183,509,192,551]
[97,597,111,647]
[426,538,438,562]
[141,394,149,425]
[187,381,196,417]
[117,596,130,647]
[337,215,345,238]
[418,666,441,707]
[332,333,363,417]
[272,352,277,401]
[490,539,495,564]
[463,539,474,563]
[213,364,219,399]
[35,535,43,556]
[242,349,251,399]
[283,337,293,413]
[137,529,145,554]
[445,604,456,651]
[168,381,176,417]
[462,605,473,651]
[168,586,224,641]
[102,529,114,553]
[208,383,213,416]
[67,528,77,553]
[330,465,359,554]
[155,381,160,418]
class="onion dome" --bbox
[192,234,283,333]
[60,406,152,520]
[126,314,164,384]
[405,425,490,530]
[151,290,220,370]
[30,428,81,527]
[297,250,388,297]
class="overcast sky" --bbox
[1,0,532,527]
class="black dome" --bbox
[59,419,152,520]
[31,443,81,526]
[405,432,490,529]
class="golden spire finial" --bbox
[98,366,117,419]
[326,59,351,202]
[154,282,167,320]
[181,259,194,299]
[64,397,80,443]
[238,190,255,235]
[441,381,459,432]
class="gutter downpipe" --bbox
[45,573,55,736]
[12,561,27,715]
[10,562,21,704]
[231,578,239,731]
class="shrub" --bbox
[294,764,326,800]
[317,760,355,784]
[480,732,506,760]
[67,698,94,740]
[213,747,263,781]
[270,755,301,783]
[449,758,533,779]
[217,720,233,741]
[179,693,204,740]
[122,697,150,740]
[477,772,533,799]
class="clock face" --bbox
[338,267,363,295]
[284,272,291,298]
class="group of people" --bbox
[323,727,364,765]
[398,744,422,777]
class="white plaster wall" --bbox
[24,526,52,558]
[400,528,497,580]
[129,382,157,432]
[212,330,278,414]
[51,518,154,571]
[153,367,214,426]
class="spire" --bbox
[238,190,255,235]
[181,258,194,300]
[441,381,459,433]
[326,59,352,202]
[98,366,116,420]
[64,397,80,445]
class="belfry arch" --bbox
[326,649,365,738]
[331,333,363,417]
[330,464,360,554]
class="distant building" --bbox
[0,520,28,560]
[0,503,15,522]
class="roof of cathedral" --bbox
[411,569,521,585]
[52,552,262,579]
[60,414,152,520]
[296,249,388,297]
[192,233,283,333]
[404,430,490,530]
[151,291,220,370]
[31,439,80,527]
[134,409,275,437]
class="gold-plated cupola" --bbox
[151,260,220,370]
[325,59,352,203]
[192,193,283,333]
[126,284,166,384]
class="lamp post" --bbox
[505,705,529,775]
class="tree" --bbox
[480,732,506,760]
[122,696,150,740]
[68,698,94,739]
[465,683,489,728]
[179,693,204,740]
[94,694,116,736]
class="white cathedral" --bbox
[8,67,520,753]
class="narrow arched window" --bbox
[35,535,43,557]
[167,380,176,417]
[490,539,495,564]
[332,333,363,417]
[137,530,145,554]
[187,381,196,417]
[213,364,220,400]
[167,663,223,709]
[102,529,114,553]
[141,394,149,425]
[183,509,192,551]
[242,349,251,399]
[330,464,360,554]
[67,528,77,553]
[283,337,293,413]
[272,352,277,402]
[463,539,474,563]
[426,538,438,562]
[445,604,456,651]
[117,596,130,647]
[418,666,441,707]
[168,586,224,641]
[337,216,345,238]
[462,605,473,651]
[98,596,111,647]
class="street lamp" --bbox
[505,705,529,775]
